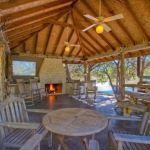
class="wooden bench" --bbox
[116,101,148,116]
[0,95,51,149]
[108,112,150,150]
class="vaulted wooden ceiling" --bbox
[0,0,150,63]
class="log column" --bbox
[119,52,125,101]
[84,63,91,82]
[0,42,6,101]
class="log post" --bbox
[84,63,91,82]
[64,63,71,82]
[119,52,125,101]
[0,42,6,101]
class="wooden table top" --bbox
[43,108,108,137]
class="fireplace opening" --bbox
[45,83,62,95]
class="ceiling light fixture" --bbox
[96,24,104,34]
[65,46,70,52]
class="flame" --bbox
[49,84,55,93]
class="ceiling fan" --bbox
[82,0,124,33]
[64,27,80,52]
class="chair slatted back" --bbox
[0,96,29,140]
[140,112,150,135]
[86,80,96,90]
[30,79,39,91]
[24,83,32,94]
[72,80,80,90]
[16,79,26,95]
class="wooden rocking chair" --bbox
[108,111,150,150]
[86,81,97,100]
[0,95,52,150]
[72,80,81,98]
[16,79,35,106]
[29,79,46,102]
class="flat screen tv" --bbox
[12,60,36,76]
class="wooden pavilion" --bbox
[0,0,150,150]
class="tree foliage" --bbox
[68,64,84,80]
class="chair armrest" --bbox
[117,102,147,112]
[20,130,48,150]
[107,115,142,121]
[113,133,150,144]
[26,109,52,114]
[0,122,40,130]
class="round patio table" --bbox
[43,108,108,150]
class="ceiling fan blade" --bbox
[82,24,97,32]
[83,14,99,22]
[103,14,124,22]
[64,41,69,45]
[70,44,80,47]
[102,23,111,32]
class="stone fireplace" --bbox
[39,58,66,94]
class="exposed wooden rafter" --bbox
[71,11,86,57]
[0,0,75,16]
[87,42,150,62]
[5,7,71,34]
[60,29,74,56]
[116,0,150,40]
[51,14,69,55]
[103,0,135,45]
[43,25,53,54]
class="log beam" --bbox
[71,11,86,57]
[0,0,75,16]
[5,7,72,36]
[87,42,150,62]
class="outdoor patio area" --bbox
[0,0,150,150]
[26,94,138,150]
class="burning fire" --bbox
[49,84,55,93]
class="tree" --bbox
[91,61,120,100]
[91,58,138,101]
[68,64,84,80]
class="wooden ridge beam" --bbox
[87,42,150,62]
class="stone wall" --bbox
[39,58,66,93]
